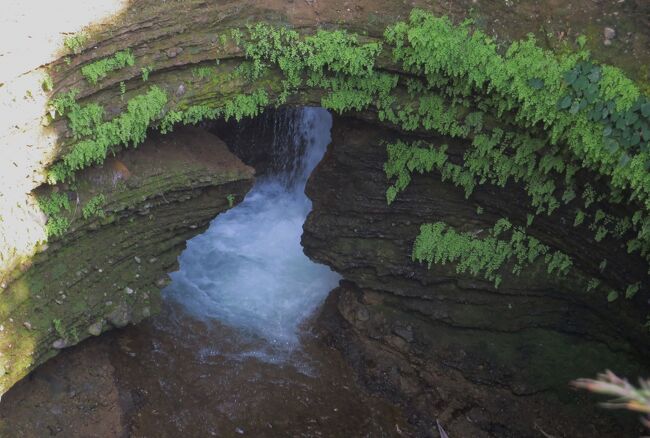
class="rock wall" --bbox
[0,0,649,407]
[303,116,650,437]
[0,127,254,395]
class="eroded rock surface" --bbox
[304,116,650,437]
[0,127,253,394]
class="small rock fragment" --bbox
[52,339,68,349]
[604,27,616,41]
[356,307,370,322]
[107,303,132,328]
[88,321,103,336]
[23,321,32,330]
[125,286,134,295]
[134,256,141,264]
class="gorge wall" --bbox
[0,0,649,435]
[0,127,253,393]
[303,116,649,436]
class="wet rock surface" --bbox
[0,300,417,438]
[303,116,650,437]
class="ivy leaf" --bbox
[606,138,619,153]
[527,78,545,90]
[557,95,572,110]
[584,84,598,102]
[587,67,601,83]
[564,69,579,85]
[574,76,588,91]
[642,125,650,141]
[625,111,639,126]
[625,283,640,299]
[642,103,650,118]
[607,290,619,302]
[569,101,581,114]
[619,153,631,168]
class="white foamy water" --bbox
[164,108,340,350]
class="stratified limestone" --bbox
[304,116,650,437]
[0,126,253,395]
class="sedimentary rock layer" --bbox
[303,116,650,437]
[0,127,253,394]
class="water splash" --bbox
[164,108,340,352]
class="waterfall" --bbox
[164,108,341,352]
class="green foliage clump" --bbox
[558,61,650,158]
[141,66,153,82]
[68,103,104,139]
[50,89,79,117]
[384,140,475,204]
[81,49,135,85]
[226,194,235,208]
[38,192,71,238]
[52,319,65,338]
[384,10,650,215]
[64,32,88,54]
[42,73,54,92]
[242,23,391,106]
[222,89,269,121]
[49,86,168,183]
[412,219,572,288]
[82,195,106,220]
[193,66,220,80]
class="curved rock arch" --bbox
[1,0,650,435]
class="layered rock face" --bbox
[303,116,650,437]
[0,127,253,394]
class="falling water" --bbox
[164,107,341,353]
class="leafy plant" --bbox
[42,73,54,92]
[412,219,572,288]
[48,86,168,183]
[38,192,72,237]
[64,32,88,54]
[52,318,65,338]
[81,49,135,85]
[82,195,106,219]
[572,370,650,430]
[141,66,153,82]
